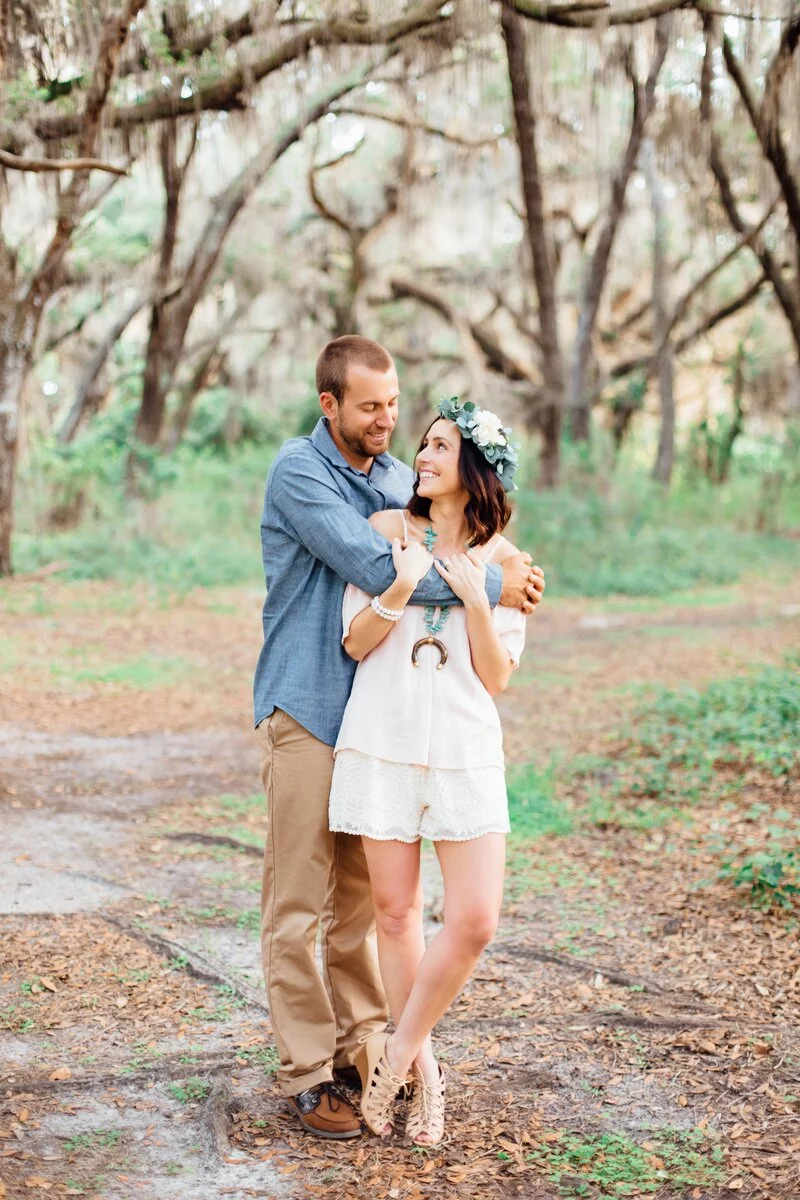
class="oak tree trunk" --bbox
[501,0,564,487]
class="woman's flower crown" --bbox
[436,397,519,492]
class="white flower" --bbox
[472,410,506,448]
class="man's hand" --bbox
[500,553,545,614]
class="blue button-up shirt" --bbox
[253,418,503,746]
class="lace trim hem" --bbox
[329,821,510,843]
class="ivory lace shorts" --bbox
[328,749,510,843]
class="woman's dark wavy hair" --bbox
[407,418,513,547]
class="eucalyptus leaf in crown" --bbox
[436,397,520,492]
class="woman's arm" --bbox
[343,513,433,662]
[435,547,516,695]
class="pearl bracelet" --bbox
[371,595,404,622]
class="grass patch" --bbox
[168,1076,210,1104]
[526,1127,726,1195]
[570,657,799,816]
[50,653,191,688]
[235,1044,279,1074]
[217,793,263,817]
[63,1129,123,1154]
[507,763,573,841]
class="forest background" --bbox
[1,3,799,1200]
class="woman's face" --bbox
[415,419,466,502]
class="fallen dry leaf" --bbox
[47,1068,71,1082]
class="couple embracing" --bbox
[253,336,544,1147]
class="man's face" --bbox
[327,362,400,462]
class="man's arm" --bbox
[268,454,502,606]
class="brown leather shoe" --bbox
[287,1082,362,1139]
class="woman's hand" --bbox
[435,550,488,610]
[391,537,433,589]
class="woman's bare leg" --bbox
[360,837,442,1084]
[385,833,506,1079]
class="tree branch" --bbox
[700,16,800,356]
[18,2,449,151]
[389,275,535,383]
[609,273,768,380]
[0,148,127,176]
[330,104,505,148]
[58,293,147,444]
[511,0,694,27]
[119,3,281,75]
[721,20,800,258]
[567,20,669,435]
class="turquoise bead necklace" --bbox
[423,524,450,637]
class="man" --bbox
[254,335,544,1138]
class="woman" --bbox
[328,397,526,1146]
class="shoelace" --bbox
[407,1075,445,1141]
[322,1081,353,1111]
[364,1056,406,1129]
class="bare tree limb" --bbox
[567,18,670,439]
[330,104,505,148]
[0,148,127,176]
[700,16,800,356]
[17,2,449,152]
[609,273,768,380]
[131,47,398,446]
[390,275,536,383]
[511,0,694,27]
[58,294,147,444]
[119,3,281,75]
[721,19,800,268]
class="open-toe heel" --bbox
[355,1032,406,1137]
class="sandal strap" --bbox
[363,1054,406,1130]
[406,1070,445,1143]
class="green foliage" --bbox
[235,1045,279,1075]
[167,1076,210,1104]
[719,849,799,911]
[16,433,273,589]
[64,1129,123,1154]
[526,1127,725,1195]
[507,763,573,840]
[13,411,800,594]
[514,469,799,598]
[72,191,159,275]
[569,658,798,826]
[632,660,799,789]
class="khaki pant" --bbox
[257,709,388,1096]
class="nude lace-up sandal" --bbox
[405,1065,445,1147]
[356,1032,406,1137]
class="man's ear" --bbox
[319,391,338,420]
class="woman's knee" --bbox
[448,907,499,954]
[372,890,423,940]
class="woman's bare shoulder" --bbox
[490,534,521,563]
[368,508,406,538]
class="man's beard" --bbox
[337,417,391,459]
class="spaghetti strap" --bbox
[401,510,409,542]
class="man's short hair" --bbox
[315,336,393,403]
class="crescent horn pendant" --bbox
[411,636,448,670]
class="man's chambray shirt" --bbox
[253,418,503,746]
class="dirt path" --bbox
[1,573,798,1200]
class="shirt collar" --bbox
[310,417,396,477]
